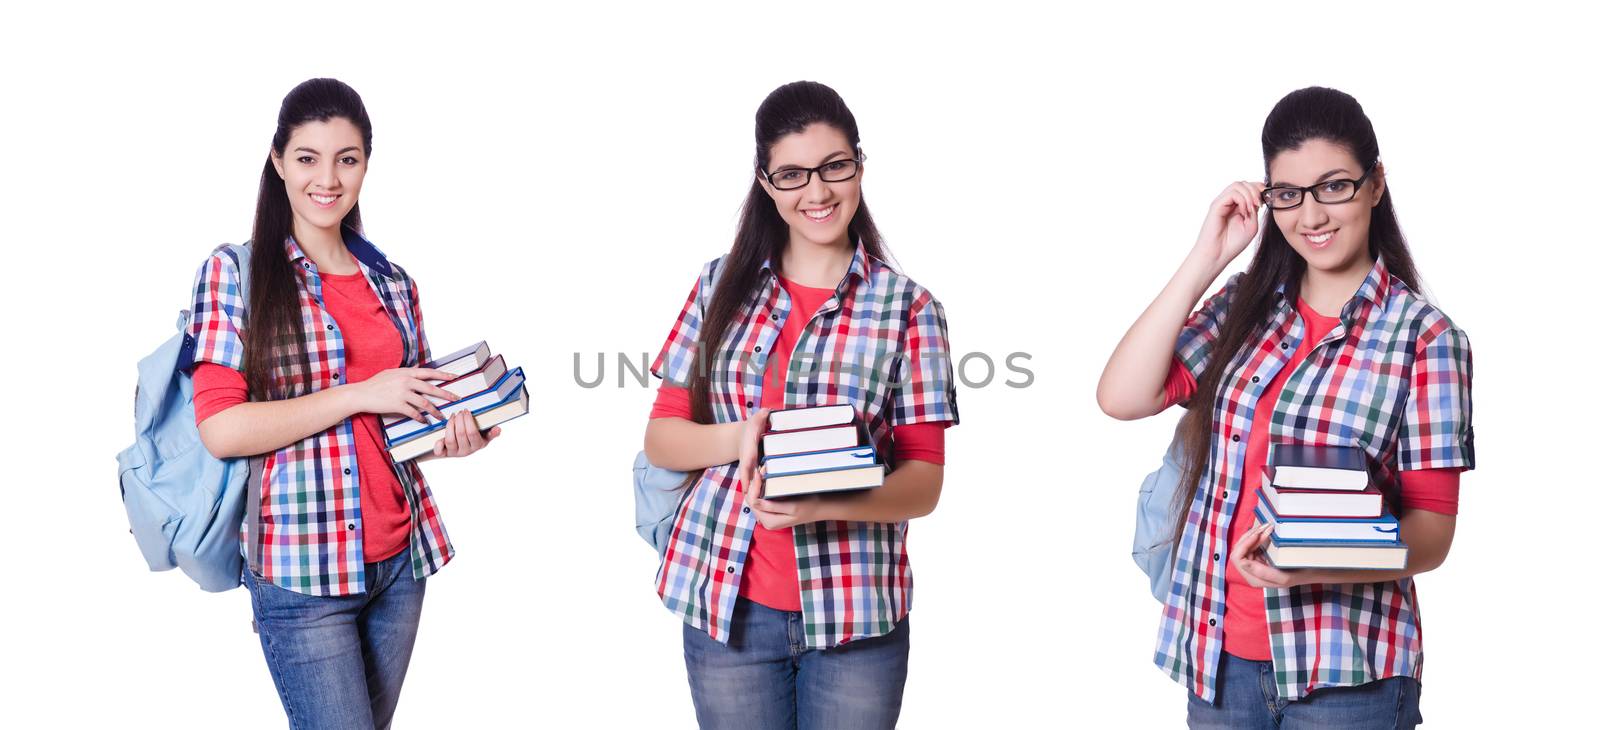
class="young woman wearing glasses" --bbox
[1097,87,1473,728]
[643,80,959,729]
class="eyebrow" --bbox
[1268,167,1354,187]
[292,146,362,156]
[772,150,852,171]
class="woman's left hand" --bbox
[1231,521,1322,589]
[430,410,502,459]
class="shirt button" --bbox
[754,345,762,353]
[1231,434,1241,442]
[346,523,356,531]
[746,401,754,408]
[332,373,340,380]
[742,506,750,514]
[1280,342,1289,350]
[343,468,351,475]
[1212,553,1220,561]
[1208,618,1217,627]
[326,324,334,331]
[726,566,735,574]
[1221,491,1229,499]
[302,262,311,269]
[1251,375,1260,383]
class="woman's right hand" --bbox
[737,408,771,505]
[1191,181,1267,274]
[345,367,459,422]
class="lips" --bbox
[802,204,837,223]
[309,192,341,208]
[1302,229,1337,249]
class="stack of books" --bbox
[759,404,884,499]
[383,341,529,462]
[1255,444,1408,570]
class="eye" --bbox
[776,170,805,183]
[297,155,315,165]
[1320,180,1351,194]
[1273,189,1301,203]
[340,156,360,165]
[822,161,848,172]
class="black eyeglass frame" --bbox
[1259,160,1379,210]
[761,157,864,191]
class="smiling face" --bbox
[269,117,367,238]
[759,123,862,250]
[1266,138,1385,277]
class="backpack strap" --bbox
[222,242,266,577]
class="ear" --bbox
[1369,162,1386,207]
[757,172,777,201]
[270,148,286,180]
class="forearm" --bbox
[813,460,943,523]
[1302,510,1456,585]
[1096,252,1223,420]
[644,416,743,471]
[198,386,359,458]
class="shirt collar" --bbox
[1271,255,1391,321]
[283,228,395,278]
[758,238,876,294]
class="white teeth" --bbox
[804,206,834,220]
[311,194,338,205]
[1308,232,1332,243]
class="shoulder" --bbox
[191,243,250,293]
[863,255,944,316]
[1382,276,1465,356]
[1383,276,1468,349]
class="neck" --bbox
[1299,253,1375,317]
[292,218,358,275]
[779,234,854,289]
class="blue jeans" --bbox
[242,547,426,730]
[682,597,910,730]
[1187,652,1423,729]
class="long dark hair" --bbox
[1170,87,1424,546]
[684,81,893,426]
[243,78,373,401]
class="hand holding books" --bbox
[382,342,530,462]
[739,404,886,530]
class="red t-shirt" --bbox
[649,274,949,611]
[1163,297,1461,661]
[193,269,413,563]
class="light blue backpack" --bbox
[116,243,255,592]
[1133,435,1185,602]
[633,450,691,556]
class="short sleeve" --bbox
[1174,273,1243,383]
[1397,325,1475,471]
[890,293,959,427]
[650,262,714,388]
[188,249,248,371]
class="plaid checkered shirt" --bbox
[186,233,454,596]
[651,242,959,649]
[1155,256,1475,702]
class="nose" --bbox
[1299,196,1330,228]
[317,159,340,191]
[802,171,832,201]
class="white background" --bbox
[4,2,1595,727]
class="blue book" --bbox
[761,445,883,499]
[385,368,528,462]
[1254,494,1400,543]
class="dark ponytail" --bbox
[244,78,372,401]
[686,81,893,427]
